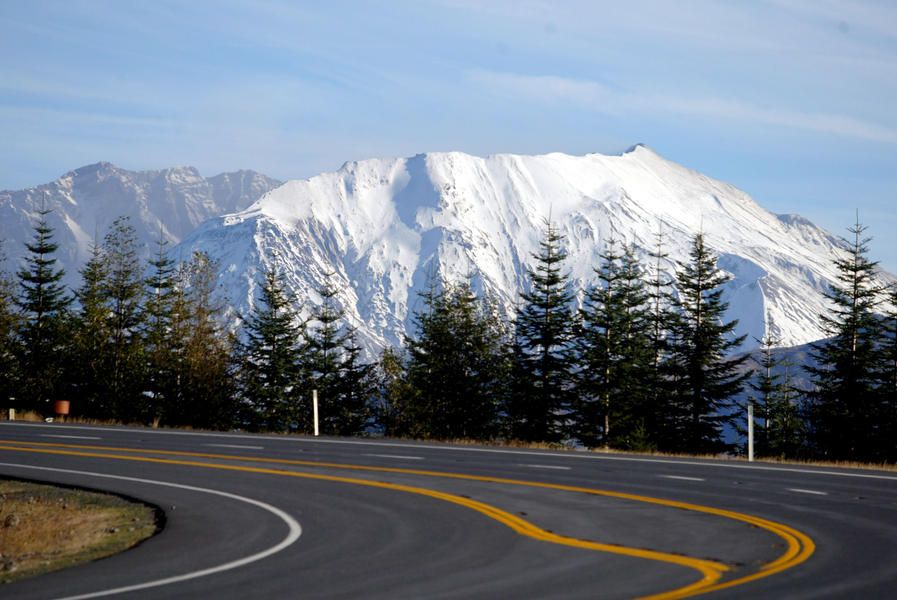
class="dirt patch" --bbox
[0,479,160,584]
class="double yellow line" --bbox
[0,440,813,599]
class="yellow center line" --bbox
[0,440,814,599]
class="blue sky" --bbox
[2,0,896,271]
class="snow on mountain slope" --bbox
[0,162,281,287]
[178,145,876,354]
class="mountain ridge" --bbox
[2,148,886,358]
[0,162,282,287]
[177,146,873,355]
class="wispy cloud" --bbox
[468,69,897,145]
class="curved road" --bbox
[1,421,895,599]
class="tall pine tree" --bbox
[806,218,883,460]
[16,206,72,412]
[172,252,235,429]
[70,240,112,417]
[667,233,748,453]
[306,279,361,435]
[879,285,897,461]
[745,335,803,458]
[239,267,304,431]
[575,240,652,449]
[404,279,509,440]
[372,346,413,437]
[102,217,146,421]
[509,219,575,442]
[143,234,180,424]
[644,224,677,449]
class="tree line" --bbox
[1,209,894,462]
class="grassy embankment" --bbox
[0,479,159,583]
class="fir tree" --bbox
[667,233,748,453]
[239,267,303,431]
[143,234,179,424]
[806,218,884,460]
[70,240,112,417]
[878,285,897,461]
[172,252,235,429]
[331,336,376,435]
[305,279,351,434]
[509,219,575,442]
[744,335,803,458]
[303,278,377,436]
[644,224,677,449]
[102,217,146,420]
[746,335,777,457]
[16,206,72,412]
[769,355,804,459]
[372,346,413,437]
[575,240,651,449]
[404,279,509,439]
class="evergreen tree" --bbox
[644,224,677,449]
[745,335,803,458]
[878,285,897,461]
[331,336,376,435]
[667,233,748,453]
[372,346,413,437]
[806,219,884,460]
[70,240,112,417]
[143,234,179,424]
[172,252,235,429]
[102,217,146,421]
[509,219,575,442]
[239,267,303,431]
[305,280,351,434]
[746,335,777,457]
[404,279,509,439]
[575,240,652,449]
[769,355,804,459]
[16,206,72,412]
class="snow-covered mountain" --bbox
[177,145,878,354]
[0,162,281,288]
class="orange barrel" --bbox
[54,400,70,415]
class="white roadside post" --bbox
[312,389,319,437]
[747,402,755,462]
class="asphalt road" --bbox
[1,421,896,599]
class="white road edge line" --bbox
[205,443,264,450]
[364,453,425,461]
[520,464,571,471]
[0,462,302,600]
[787,488,828,496]
[5,421,897,482]
[661,475,705,482]
[40,434,102,440]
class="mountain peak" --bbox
[0,162,281,289]
[176,146,869,354]
[623,142,649,154]
[69,161,119,178]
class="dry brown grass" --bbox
[1,410,45,422]
[4,410,893,473]
[379,436,897,472]
[0,410,143,427]
[0,479,159,583]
